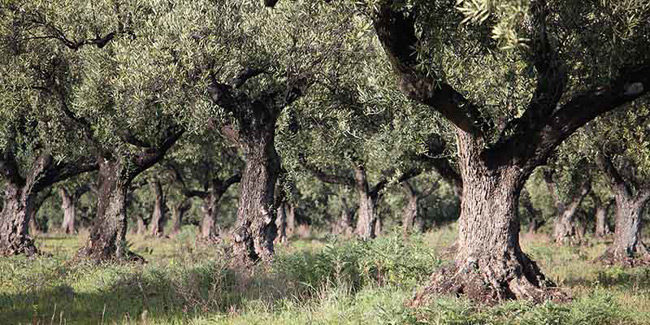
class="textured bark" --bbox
[354,166,377,240]
[423,134,559,303]
[149,179,166,237]
[60,188,76,234]
[601,192,650,264]
[200,186,222,241]
[231,133,280,264]
[402,181,418,236]
[0,183,37,256]
[78,160,136,261]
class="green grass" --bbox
[1,226,649,324]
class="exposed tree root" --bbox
[412,254,569,306]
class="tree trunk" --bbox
[275,202,287,244]
[402,181,418,236]
[595,199,613,237]
[0,183,37,256]
[60,188,76,234]
[601,193,650,264]
[170,200,189,236]
[149,179,166,237]
[425,135,557,303]
[354,166,377,239]
[200,188,221,241]
[136,215,147,235]
[231,134,280,264]
[334,198,353,236]
[286,203,295,238]
[545,174,590,244]
[78,160,140,262]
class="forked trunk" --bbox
[149,179,166,237]
[601,193,650,264]
[231,135,280,264]
[0,184,37,256]
[78,161,139,262]
[425,135,558,303]
[354,167,377,239]
[60,188,76,234]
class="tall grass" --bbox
[0,226,648,324]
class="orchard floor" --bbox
[1,226,650,324]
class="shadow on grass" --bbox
[0,263,301,324]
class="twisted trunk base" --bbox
[0,184,37,256]
[76,161,143,263]
[415,141,565,304]
[599,194,650,266]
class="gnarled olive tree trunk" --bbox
[60,188,76,234]
[544,171,591,244]
[170,199,190,236]
[402,181,418,236]
[426,135,557,303]
[594,196,613,237]
[231,130,280,264]
[602,192,650,263]
[333,198,354,236]
[0,184,37,256]
[78,160,134,261]
[354,166,378,239]
[149,179,166,237]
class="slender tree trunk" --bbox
[601,193,650,264]
[231,133,280,264]
[0,183,37,256]
[286,204,295,238]
[78,160,139,261]
[149,179,166,237]
[354,166,377,239]
[275,202,287,244]
[426,135,556,303]
[60,188,76,234]
[402,181,418,236]
[595,199,613,237]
